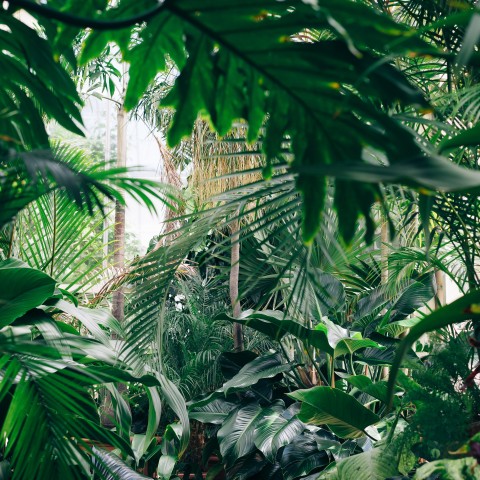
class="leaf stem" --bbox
[8,0,163,30]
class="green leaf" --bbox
[163,35,215,146]
[218,402,282,468]
[124,11,185,110]
[217,310,333,354]
[254,412,305,462]
[0,262,56,328]
[456,10,480,72]
[189,399,237,425]
[414,457,480,480]
[92,448,150,479]
[440,123,480,152]
[334,446,400,480]
[226,450,268,480]
[334,338,382,359]
[280,434,331,480]
[288,387,380,439]
[222,352,292,396]
[345,375,390,405]
[387,290,480,406]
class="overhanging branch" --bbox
[7,0,164,30]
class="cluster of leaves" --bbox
[14,0,478,244]
[0,257,164,479]
[189,350,371,480]
[402,334,480,461]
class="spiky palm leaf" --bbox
[0,142,175,231]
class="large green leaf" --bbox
[76,0,454,244]
[0,261,56,328]
[217,310,333,354]
[288,387,379,439]
[92,448,150,479]
[440,123,480,152]
[334,338,381,358]
[217,402,282,468]
[332,446,400,480]
[254,410,305,462]
[222,352,293,396]
[189,398,237,425]
[345,375,390,405]
[189,352,291,409]
[280,434,331,480]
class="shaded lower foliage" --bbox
[188,351,370,480]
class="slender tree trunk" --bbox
[230,219,243,351]
[381,218,389,286]
[102,76,128,428]
[435,268,446,309]
[112,105,127,325]
[102,100,111,272]
[381,218,389,379]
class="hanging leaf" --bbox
[217,310,333,354]
[0,261,56,328]
[222,353,292,396]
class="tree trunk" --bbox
[102,81,128,428]
[380,218,389,286]
[230,219,243,351]
[112,105,127,326]
[435,268,446,309]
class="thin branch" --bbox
[8,0,164,30]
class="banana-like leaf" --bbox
[218,401,283,468]
[189,398,237,425]
[254,410,305,463]
[333,338,381,359]
[326,446,400,480]
[345,375,391,405]
[0,259,56,328]
[52,298,123,346]
[217,310,332,354]
[440,123,480,152]
[387,290,480,406]
[92,448,150,480]
[288,387,379,439]
[280,434,331,480]
[219,351,259,380]
[222,352,293,396]
[155,373,190,475]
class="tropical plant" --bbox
[189,350,369,480]
[0,257,165,479]
[5,1,480,479]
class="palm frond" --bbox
[0,142,178,231]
